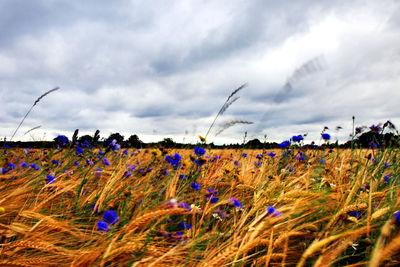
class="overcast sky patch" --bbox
[0,0,399,144]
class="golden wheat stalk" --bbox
[297,226,369,267]
[10,87,59,141]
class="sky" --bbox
[0,0,399,145]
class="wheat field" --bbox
[0,145,399,266]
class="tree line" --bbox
[2,126,399,149]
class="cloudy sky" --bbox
[1,0,399,144]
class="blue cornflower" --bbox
[165,153,182,170]
[21,161,28,168]
[30,163,40,171]
[103,210,118,225]
[55,135,69,145]
[104,157,110,166]
[76,146,84,155]
[97,220,109,232]
[123,171,132,178]
[129,165,136,171]
[279,140,291,148]
[51,160,59,165]
[267,206,282,217]
[91,205,99,213]
[292,135,304,142]
[348,211,361,219]
[46,174,56,184]
[321,133,331,141]
[7,163,15,170]
[74,161,79,166]
[384,174,390,182]
[178,202,190,210]
[195,159,205,166]
[179,222,192,230]
[384,162,390,168]
[229,197,243,208]
[99,151,104,156]
[123,149,128,156]
[369,142,377,149]
[320,159,326,164]
[234,160,239,166]
[194,147,206,156]
[207,188,218,195]
[242,153,247,158]
[267,152,276,158]
[207,196,218,203]
[370,124,382,133]
[179,174,187,180]
[394,211,400,224]
[267,206,275,214]
[256,154,263,159]
[191,182,200,191]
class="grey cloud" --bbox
[1,0,400,144]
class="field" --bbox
[0,144,399,266]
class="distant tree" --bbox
[93,130,101,143]
[72,129,79,143]
[107,133,124,144]
[246,138,262,148]
[160,138,175,148]
[127,134,142,148]
[79,135,93,144]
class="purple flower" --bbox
[104,157,110,166]
[267,152,276,158]
[242,153,247,158]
